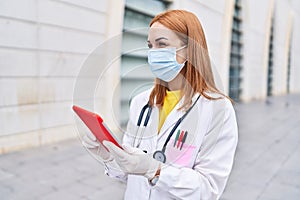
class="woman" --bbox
[83,9,238,200]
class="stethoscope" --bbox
[132,94,200,163]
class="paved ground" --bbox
[0,94,300,200]
[221,94,300,200]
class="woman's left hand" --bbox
[103,141,160,179]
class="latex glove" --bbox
[82,131,112,162]
[103,140,160,179]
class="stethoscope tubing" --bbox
[132,102,152,147]
[133,95,200,157]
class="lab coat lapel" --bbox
[158,93,201,140]
[149,105,159,134]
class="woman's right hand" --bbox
[82,131,112,162]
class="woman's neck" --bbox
[167,74,183,91]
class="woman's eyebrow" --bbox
[155,37,168,42]
[147,37,168,43]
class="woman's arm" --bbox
[104,93,147,181]
[103,159,128,182]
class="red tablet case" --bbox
[72,105,122,149]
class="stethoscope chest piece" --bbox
[153,150,166,163]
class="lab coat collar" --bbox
[157,93,201,140]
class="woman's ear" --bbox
[177,47,188,64]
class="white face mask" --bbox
[148,45,187,82]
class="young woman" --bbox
[83,9,238,200]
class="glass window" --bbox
[229,0,243,102]
[120,0,167,127]
[267,17,274,96]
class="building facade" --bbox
[0,0,299,153]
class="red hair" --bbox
[149,10,227,109]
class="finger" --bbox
[99,143,109,154]
[82,140,97,149]
[98,144,112,161]
[103,140,127,158]
[122,144,135,154]
[122,144,145,155]
[86,131,97,141]
[89,146,100,155]
[82,135,99,147]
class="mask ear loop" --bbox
[176,45,188,64]
[176,45,187,51]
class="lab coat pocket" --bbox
[166,139,196,167]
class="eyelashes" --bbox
[147,42,168,49]
[158,42,167,46]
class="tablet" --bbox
[72,105,123,149]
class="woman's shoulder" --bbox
[130,88,152,106]
[200,92,234,111]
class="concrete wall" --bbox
[0,0,124,153]
[241,0,274,101]
[170,0,234,94]
[240,0,300,99]
[272,0,293,96]
[290,0,300,93]
[0,0,299,153]
[172,0,300,101]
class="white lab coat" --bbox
[104,89,238,200]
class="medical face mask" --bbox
[148,46,187,82]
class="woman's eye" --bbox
[159,42,166,47]
[148,43,153,48]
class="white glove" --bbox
[103,140,161,179]
[82,131,112,162]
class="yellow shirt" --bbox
[158,90,181,133]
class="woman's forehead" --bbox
[148,22,179,41]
